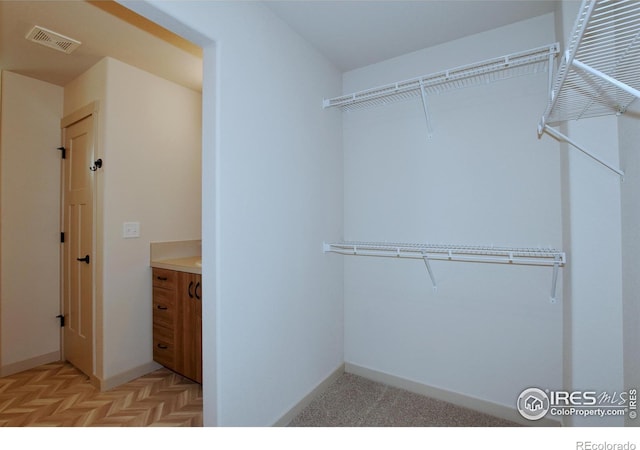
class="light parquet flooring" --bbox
[0,361,202,427]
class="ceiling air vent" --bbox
[25,26,81,54]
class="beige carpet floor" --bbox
[288,373,521,427]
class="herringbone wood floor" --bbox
[0,361,202,427]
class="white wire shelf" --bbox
[323,44,559,111]
[324,241,565,265]
[540,0,640,126]
[537,0,640,178]
[324,241,566,303]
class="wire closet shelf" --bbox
[324,241,566,303]
[539,0,640,128]
[323,43,559,111]
[323,241,565,265]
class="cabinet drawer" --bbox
[153,302,175,329]
[153,325,175,369]
[152,268,177,290]
[153,287,176,328]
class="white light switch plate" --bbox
[123,222,140,238]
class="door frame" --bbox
[60,101,102,387]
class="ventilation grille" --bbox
[25,26,81,54]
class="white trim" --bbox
[0,351,60,377]
[345,362,562,427]
[60,101,98,129]
[98,361,162,391]
[272,363,345,427]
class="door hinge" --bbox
[60,232,65,243]
[57,146,66,159]
[56,314,65,327]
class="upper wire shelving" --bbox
[324,44,559,111]
[324,44,558,139]
[538,0,640,178]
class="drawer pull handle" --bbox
[157,344,168,349]
[157,276,168,281]
[157,305,168,310]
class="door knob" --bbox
[76,255,90,264]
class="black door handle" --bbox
[188,281,194,298]
[195,282,201,300]
[76,255,90,264]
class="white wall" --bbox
[64,57,202,383]
[0,71,63,373]
[118,1,636,429]
[120,0,344,426]
[102,57,202,381]
[564,117,623,427]
[619,102,640,427]
[342,13,563,413]
[556,0,624,427]
[555,0,576,428]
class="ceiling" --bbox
[0,0,203,91]
[0,1,558,92]
[266,1,558,72]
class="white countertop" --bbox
[150,240,201,274]
[151,256,201,274]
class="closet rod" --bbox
[571,58,640,101]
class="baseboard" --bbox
[98,361,162,391]
[272,363,345,426]
[0,351,61,377]
[345,362,562,427]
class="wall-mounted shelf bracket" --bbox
[541,124,624,179]
[421,252,437,292]
[419,81,434,139]
[550,258,561,304]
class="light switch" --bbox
[123,222,140,238]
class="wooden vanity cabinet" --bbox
[178,272,202,383]
[152,268,178,371]
[152,268,202,383]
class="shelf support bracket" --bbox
[419,81,434,139]
[550,259,560,304]
[547,51,555,96]
[543,125,624,179]
[421,252,438,292]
